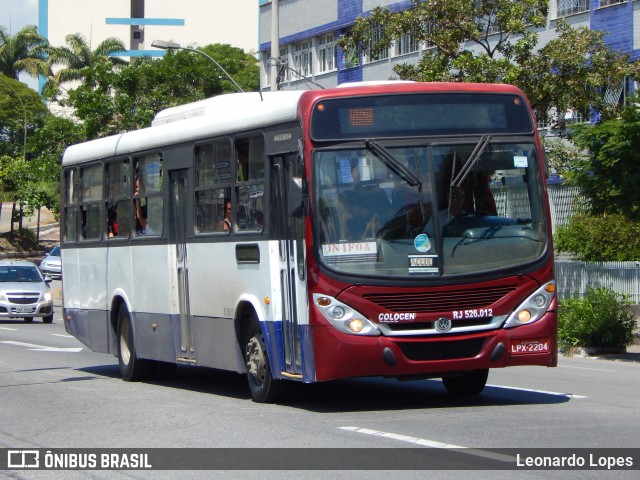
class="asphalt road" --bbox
[1,292,639,480]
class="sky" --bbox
[1,0,40,89]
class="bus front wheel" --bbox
[244,320,284,403]
[117,305,152,381]
[442,369,489,395]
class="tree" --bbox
[0,74,47,159]
[567,103,640,222]
[339,0,637,130]
[0,25,50,80]
[63,43,260,139]
[26,115,85,220]
[44,33,128,99]
[552,101,640,261]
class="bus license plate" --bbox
[511,339,550,354]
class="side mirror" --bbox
[287,176,307,218]
[44,275,53,284]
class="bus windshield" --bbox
[313,141,548,277]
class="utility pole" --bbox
[270,0,279,91]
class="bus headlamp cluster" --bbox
[504,282,555,328]
[313,293,380,336]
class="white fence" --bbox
[555,261,640,304]
[544,186,640,304]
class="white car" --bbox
[0,260,54,323]
[40,245,62,278]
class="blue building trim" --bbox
[116,50,166,58]
[38,0,49,93]
[106,18,185,26]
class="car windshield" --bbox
[313,141,548,278]
[0,266,43,283]
[49,246,61,257]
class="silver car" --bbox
[0,260,54,323]
[40,245,61,278]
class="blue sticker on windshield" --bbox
[414,233,431,253]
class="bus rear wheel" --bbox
[244,320,284,403]
[117,305,152,381]
[442,369,489,395]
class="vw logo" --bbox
[435,317,452,333]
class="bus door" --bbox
[168,169,195,362]
[272,154,305,376]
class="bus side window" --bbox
[234,136,265,233]
[195,141,232,234]
[106,159,131,239]
[80,164,103,241]
[63,168,79,242]
[133,154,163,236]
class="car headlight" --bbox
[504,281,555,328]
[313,293,380,336]
[0,291,7,301]
[40,291,53,302]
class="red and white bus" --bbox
[61,82,557,402]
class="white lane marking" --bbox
[0,340,83,353]
[51,334,74,338]
[0,327,19,331]
[559,365,614,372]
[486,384,587,398]
[340,426,514,463]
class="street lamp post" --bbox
[151,40,245,94]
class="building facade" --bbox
[259,0,640,93]
[39,0,259,60]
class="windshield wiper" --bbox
[365,139,422,189]
[450,135,491,188]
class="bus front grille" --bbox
[363,285,516,313]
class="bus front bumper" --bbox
[311,311,557,382]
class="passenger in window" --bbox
[134,174,149,235]
[220,198,232,231]
[107,206,119,237]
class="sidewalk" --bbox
[0,202,57,232]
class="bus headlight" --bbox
[313,293,380,336]
[504,281,555,328]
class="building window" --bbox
[599,0,625,7]
[262,51,272,88]
[557,0,589,16]
[395,33,418,56]
[293,40,313,78]
[318,34,336,73]
[366,24,389,63]
[277,46,290,84]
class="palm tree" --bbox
[45,33,128,93]
[0,25,50,80]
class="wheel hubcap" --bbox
[246,336,266,384]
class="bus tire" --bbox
[116,305,152,382]
[244,320,284,403]
[442,369,489,395]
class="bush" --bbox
[555,214,640,261]
[558,287,637,352]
